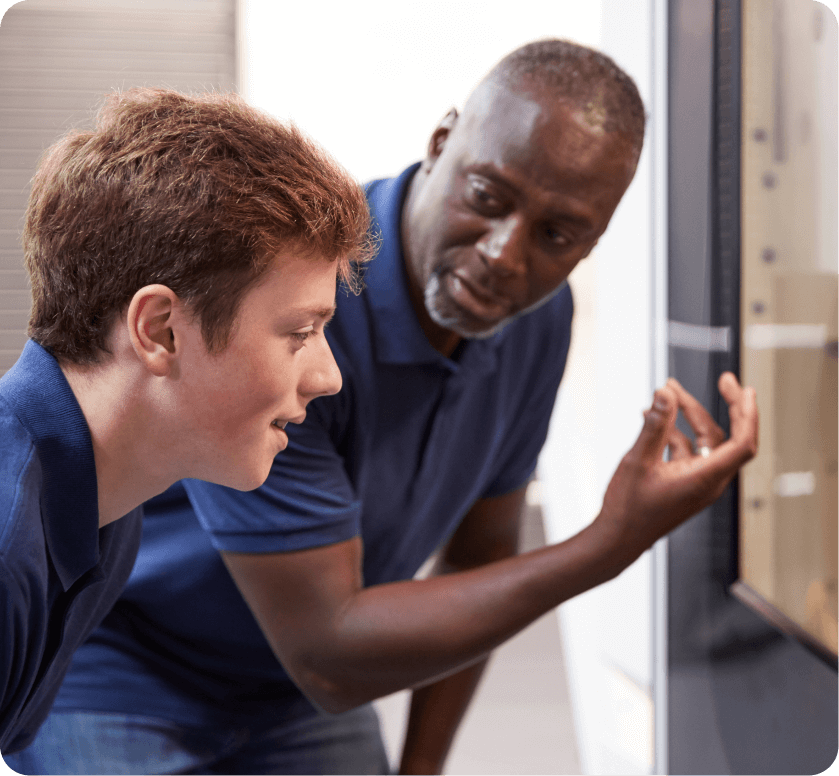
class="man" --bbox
[9,42,758,775]
[0,88,370,756]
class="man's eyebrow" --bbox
[548,210,595,229]
[467,164,596,229]
[466,164,511,186]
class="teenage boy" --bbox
[0,87,370,755]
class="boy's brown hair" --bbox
[24,88,372,365]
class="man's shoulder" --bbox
[536,281,574,323]
[325,283,378,391]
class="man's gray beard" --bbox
[423,273,507,340]
[424,273,569,341]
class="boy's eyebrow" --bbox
[287,305,337,321]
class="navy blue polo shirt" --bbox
[0,341,141,754]
[49,163,574,727]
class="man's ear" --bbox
[126,285,182,377]
[425,108,459,167]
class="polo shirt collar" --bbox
[363,163,503,375]
[1,340,100,590]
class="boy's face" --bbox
[176,252,342,491]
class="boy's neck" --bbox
[61,359,177,528]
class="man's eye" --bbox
[291,330,314,343]
[545,226,570,246]
[467,181,503,212]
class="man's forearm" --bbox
[283,519,630,712]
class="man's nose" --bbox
[476,215,526,275]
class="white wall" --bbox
[537,0,660,772]
[238,0,602,182]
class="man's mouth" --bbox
[446,271,510,321]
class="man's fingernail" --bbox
[654,394,668,411]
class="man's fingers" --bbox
[667,426,694,460]
[717,371,743,400]
[719,372,759,458]
[631,385,678,462]
[666,377,726,449]
[682,374,758,479]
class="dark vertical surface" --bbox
[666,0,838,773]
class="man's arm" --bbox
[221,374,758,715]
[398,486,526,775]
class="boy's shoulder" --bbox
[0,395,42,557]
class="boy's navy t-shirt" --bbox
[0,341,142,754]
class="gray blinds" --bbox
[0,0,236,373]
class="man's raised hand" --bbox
[595,373,759,561]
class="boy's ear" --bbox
[126,285,181,377]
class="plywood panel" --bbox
[740,0,838,658]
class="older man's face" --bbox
[403,81,639,341]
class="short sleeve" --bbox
[183,408,362,554]
[480,284,574,498]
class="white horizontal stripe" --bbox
[744,323,828,350]
[668,321,731,352]
[774,471,817,498]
